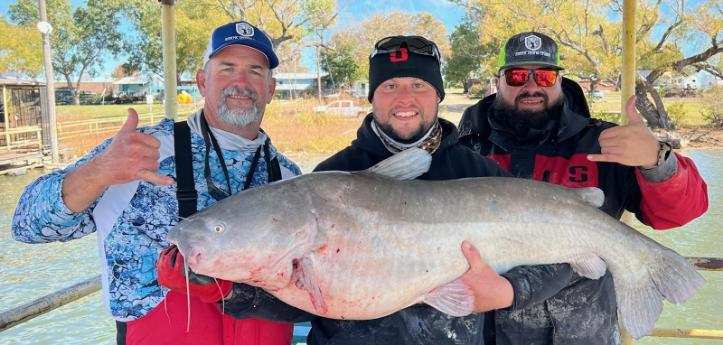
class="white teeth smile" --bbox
[394,111,417,118]
[520,98,543,104]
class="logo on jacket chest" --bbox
[533,154,599,188]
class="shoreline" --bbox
[675,128,723,149]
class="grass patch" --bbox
[55,91,719,160]
[262,99,362,154]
[57,103,200,122]
[57,99,365,159]
[588,90,715,127]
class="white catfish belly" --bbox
[268,222,466,319]
[268,216,600,320]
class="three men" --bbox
[13,21,709,345]
[13,21,298,345]
[458,31,708,344]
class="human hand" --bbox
[92,108,173,186]
[459,241,513,313]
[156,245,233,303]
[587,96,659,168]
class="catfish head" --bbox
[167,179,318,290]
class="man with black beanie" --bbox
[303,34,511,345]
[457,31,708,345]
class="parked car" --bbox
[313,100,368,117]
[55,89,74,105]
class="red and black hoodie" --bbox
[457,77,708,345]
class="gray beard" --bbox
[216,87,262,127]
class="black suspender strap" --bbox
[263,137,282,183]
[173,121,198,218]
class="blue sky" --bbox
[0,0,716,81]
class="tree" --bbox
[451,0,622,95]
[112,63,140,79]
[125,0,337,79]
[453,0,721,129]
[320,35,360,88]
[9,0,126,104]
[0,15,42,76]
[444,18,497,90]
[631,0,722,129]
[322,11,450,86]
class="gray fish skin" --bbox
[167,172,704,339]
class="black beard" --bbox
[491,93,563,141]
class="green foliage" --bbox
[320,38,360,88]
[325,11,449,83]
[124,0,336,78]
[699,87,723,127]
[665,102,687,125]
[443,19,496,87]
[592,111,624,125]
[0,15,42,75]
[9,0,126,102]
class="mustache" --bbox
[222,86,258,101]
[515,91,549,104]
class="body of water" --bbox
[0,150,721,344]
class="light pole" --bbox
[37,0,59,163]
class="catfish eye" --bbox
[213,224,225,233]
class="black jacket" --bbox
[305,115,508,345]
[457,78,624,345]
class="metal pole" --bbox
[160,0,177,120]
[620,2,637,343]
[0,276,100,332]
[38,0,59,162]
[621,0,637,120]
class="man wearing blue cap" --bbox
[13,21,298,345]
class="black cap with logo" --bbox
[497,32,563,71]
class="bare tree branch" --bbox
[648,40,722,83]
[692,62,723,79]
[649,1,684,53]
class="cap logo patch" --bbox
[389,47,409,63]
[236,22,254,37]
[524,35,542,51]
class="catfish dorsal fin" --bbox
[572,187,605,208]
[365,148,432,180]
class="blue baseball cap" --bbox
[203,21,279,69]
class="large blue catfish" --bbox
[167,148,704,339]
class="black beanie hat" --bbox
[368,37,445,102]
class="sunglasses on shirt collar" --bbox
[502,68,560,88]
[370,35,442,64]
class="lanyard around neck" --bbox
[200,113,263,200]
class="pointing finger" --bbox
[623,96,644,126]
[587,153,619,163]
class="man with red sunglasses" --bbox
[458,32,708,345]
